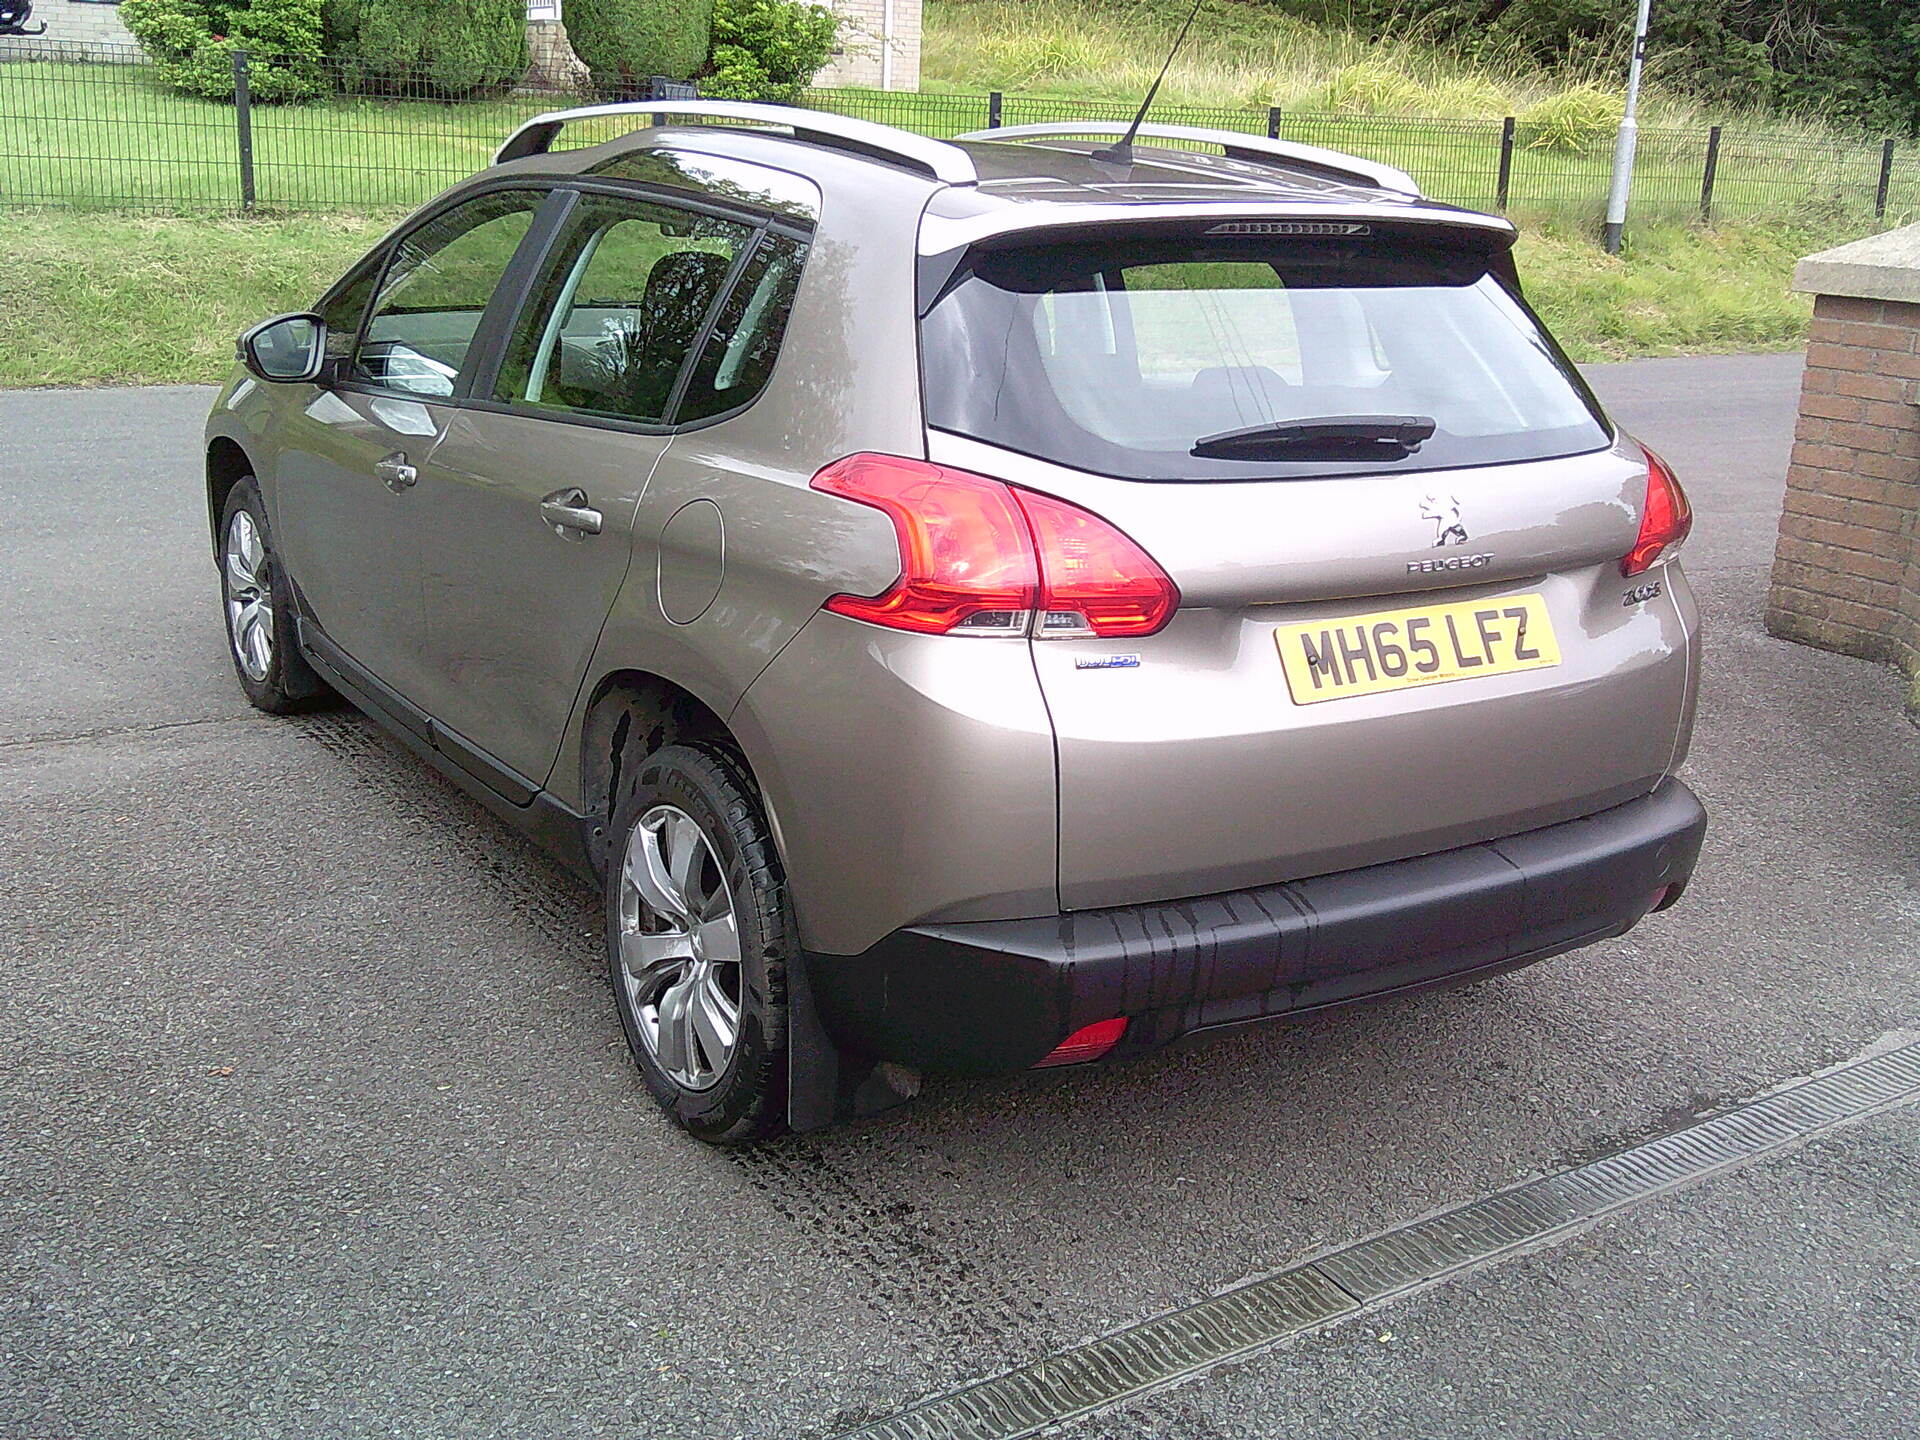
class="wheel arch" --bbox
[206,436,254,560]
[581,664,882,1138]
[578,669,756,881]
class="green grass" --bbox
[0,212,396,387]
[811,85,1916,232]
[1515,219,1818,362]
[0,210,1819,389]
[1,60,658,211]
[5,47,1915,228]
[0,12,1858,386]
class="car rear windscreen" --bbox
[919,229,1611,481]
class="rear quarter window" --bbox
[675,234,808,425]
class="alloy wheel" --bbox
[223,508,274,682]
[617,804,744,1092]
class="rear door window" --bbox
[491,195,758,426]
[353,190,545,398]
[922,230,1610,481]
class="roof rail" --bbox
[955,122,1420,198]
[495,100,980,186]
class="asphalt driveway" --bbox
[1,353,1915,1439]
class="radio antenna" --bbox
[1092,0,1207,165]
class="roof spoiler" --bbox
[956,122,1420,198]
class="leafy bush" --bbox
[324,1,528,99]
[565,0,713,98]
[1517,85,1624,153]
[121,0,326,103]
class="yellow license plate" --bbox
[1275,593,1560,705]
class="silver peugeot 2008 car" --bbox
[205,103,1704,1142]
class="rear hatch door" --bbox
[920,217,1693,910]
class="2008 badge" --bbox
[1623,580,1664,606]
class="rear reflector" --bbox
[1033,1017,1129,1068]
[1621,446,1692,577]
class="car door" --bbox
[268,187,554,704]
[410,188,766,790]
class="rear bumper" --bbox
[805,778,1706,1074]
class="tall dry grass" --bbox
[922,0,1851,146]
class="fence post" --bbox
[232,50,256,212]
[1699,125,1721,224]
[1495,116,1515,211]
[1876,137,1896,221]
[988,91,1003,129]
[1267,107,1282,141]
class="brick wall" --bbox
[1765,292,1920,714]
[815,0,922,91]
[18,0,138,51]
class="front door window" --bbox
[353,191,545,398]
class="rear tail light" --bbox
[812,453,1178,639]
[812,454,1036,635]
[1033,1017,1129,1067]
[1621,447,1692,577]
[1014,488,1181,639]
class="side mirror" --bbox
[238,312,326,383]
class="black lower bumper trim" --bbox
[805,780,1707,1074]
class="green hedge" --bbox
[702,0,837,102]
[324,0,528,98]
[565,0,714,97]
[119,0,326,102]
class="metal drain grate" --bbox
[838,1040,1920,1440]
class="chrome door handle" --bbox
[374,452,417,492]
[540,487,603,536]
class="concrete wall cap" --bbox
[1793,222,1920,304]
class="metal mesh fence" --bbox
[4,38,1916,231]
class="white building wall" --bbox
[11,0,138,52]
[815,0,922,91]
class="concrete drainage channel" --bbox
[836,1039,1920,1440]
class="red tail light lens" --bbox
[813,454,1037,635]
[1033,1017,1129,1067]
[1015,488,1181,638]
[1621,447,1692,577]
[812,454,1179,639]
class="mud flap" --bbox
[786,951,918,1132]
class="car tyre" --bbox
[218,476,331,714]
[606,742,791,1144]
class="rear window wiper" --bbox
[1190,414,1437,461]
